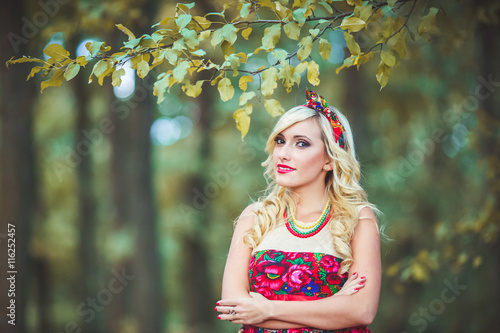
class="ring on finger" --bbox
[230,307,236,315]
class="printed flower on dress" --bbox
[301,281,320,294]
[319,255,340,274]
[283,264,313,289]
[254,260,290,291]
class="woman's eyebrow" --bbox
[293,135,311,140]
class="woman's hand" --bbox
[335,272,366,296]
[215,292,274,325]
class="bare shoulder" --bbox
[235,202,258,231]
[358,206,378,223]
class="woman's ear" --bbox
[323,160,333,171]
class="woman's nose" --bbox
[277,143,290,160]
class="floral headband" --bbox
[303,89,346,149]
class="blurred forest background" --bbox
[0,0,499,333]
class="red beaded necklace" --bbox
[284,205,332,238]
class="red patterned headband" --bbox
[303,89,346,149]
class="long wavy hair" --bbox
[243,105,380,274]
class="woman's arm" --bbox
[219,203,305,328]
[218,207,381,330]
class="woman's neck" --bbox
[290,187,329,219]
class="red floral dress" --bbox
[238,249,371,333]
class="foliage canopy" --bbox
[7,0,440,137]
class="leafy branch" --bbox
[6,0,441,138]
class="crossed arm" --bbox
[216,204,381,330]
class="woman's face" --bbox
[272,117,331,192]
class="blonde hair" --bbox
[243,105,380,274]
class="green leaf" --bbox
[292,7,307,26]
[153,73,171,104]
[239,91,256,106]
[64,63,80,81]
[264,99,285,117]
[261,24,281,51]
[180,28,199,49]
[221,23,238,45]
[175,14,192,30]
[173,60,190,82]
[218,77,234,102]
[240,2,251,19]
[319,1,333,14]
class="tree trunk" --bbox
[0,2,38,333]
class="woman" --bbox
[215,90,382,332]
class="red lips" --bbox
[277,164,295,174]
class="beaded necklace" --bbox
[285,200,332,238]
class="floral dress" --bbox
[238,206,371,333]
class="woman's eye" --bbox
[297,140,310,147]
[274,137,285,145]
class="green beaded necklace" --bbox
[285,202,332,238]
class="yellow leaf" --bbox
[233,104,253,139]
[41,69,65,92]
[115,23,136,41]
[218,77,234,101]
[198,30,211,41]
[112,68,126,87]
[307,60,320,86]
[242,27,252,40]
[239,75,253,91]
[190,16,212,30]
[354,3,372,22]
[279,64,301,93]
[239,91,256,106]
[64,63,80,81]
[262,24,281,51]
[381,50,396,67]
[355,51,374,69]
[44,44,70,62]
[340,16,366,33]
[264,99,285,117]
[319,38,331,61]
[344,32,360,56]
[26,66,43,80]
[221,40,235,57]
[76,56,88,66]
[297,36,312,61]
[211,73,223,86]
[6,56,44,67]
[335,56,356,74]
[418,7,439,35]
[393,33,407,58]
[284,22,300,41]
[261,67,279,97]
[375,61,390,89]
[182,80,204,98]
[136,60,149,78]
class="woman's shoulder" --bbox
[235,202,258,229]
